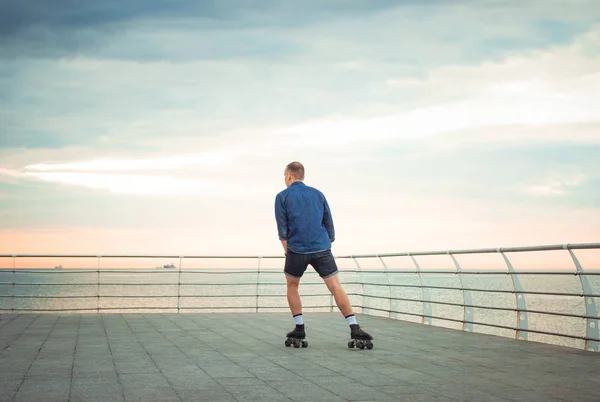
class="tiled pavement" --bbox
[0,313,598,401]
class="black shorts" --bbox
[284,249,339,279]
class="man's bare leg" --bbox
[322,273,353,317]
[285,275,306,345]
[286,275,302,315]
[323,273,374,342]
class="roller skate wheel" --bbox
[293,341,300,348]
[301,341,308,348]
[348,341,355,348]
[285,339,291,347]
[366,342,373,350]
[358,343,365,349]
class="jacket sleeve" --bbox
[322,196,335,242]
[274,193,288,240]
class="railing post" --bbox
[500,250,528,341]
[378,256,393,318]
[409,253,432,325]
[11,254,16,314]
[256,257,262,313]
[566,246,599,352]
[177,257,183,314]
[96,256,101,313]
[351,257,364,314]
[329,292,334,312]
[449,253,473,332]
[330,253,339,312]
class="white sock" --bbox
[345,315,358,325]
[293,314,303,325]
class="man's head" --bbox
[284,161,305,187]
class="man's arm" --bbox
[274,194,288,254]
[322,196,335,243]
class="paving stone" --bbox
[0,377,22,401]
[267,379,347,401]
[0,312,598,402]
[70,378,124,402]
[119,373,179,402]
[219,384,292,401]
[12,378,71,402]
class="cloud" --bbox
[0,0,401,36]
[309,25,600,140]
[24,152,232,172]
[0,0,402,60]
[1,151,255,197]
[429,123,600,150]
[4,133,598,213]
[23,171,223,196]
[224,24,600,150]
[522,173,587,196]
[0,167,27,184]
[1,1,597,65]
[3,17,598,153]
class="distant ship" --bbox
[162,263,176,269]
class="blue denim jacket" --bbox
[274,182,335,254]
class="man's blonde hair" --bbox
[285,161,305,180]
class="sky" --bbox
[0,0,599,261]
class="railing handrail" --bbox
[1,242,598,259]
[3,269,600,274]
[345,242,600,258]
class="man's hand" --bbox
[281,240,288,255]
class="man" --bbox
[274,161,373,345]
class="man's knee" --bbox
[286,276,300,289]
[330,282,345,294]
[323,275,343,293]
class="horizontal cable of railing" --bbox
[353,270,600,275]
[357,305,600,343]
[361,294,600,320]
[2,280,598,298]
[359,282,600,298]
[4,291,596,320]
[0,268,268,275]
[0,282,322,286]
[0,293,335,299]
[0,269,287,274]
[0,305,331,312]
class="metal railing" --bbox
[0,243,598,352]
